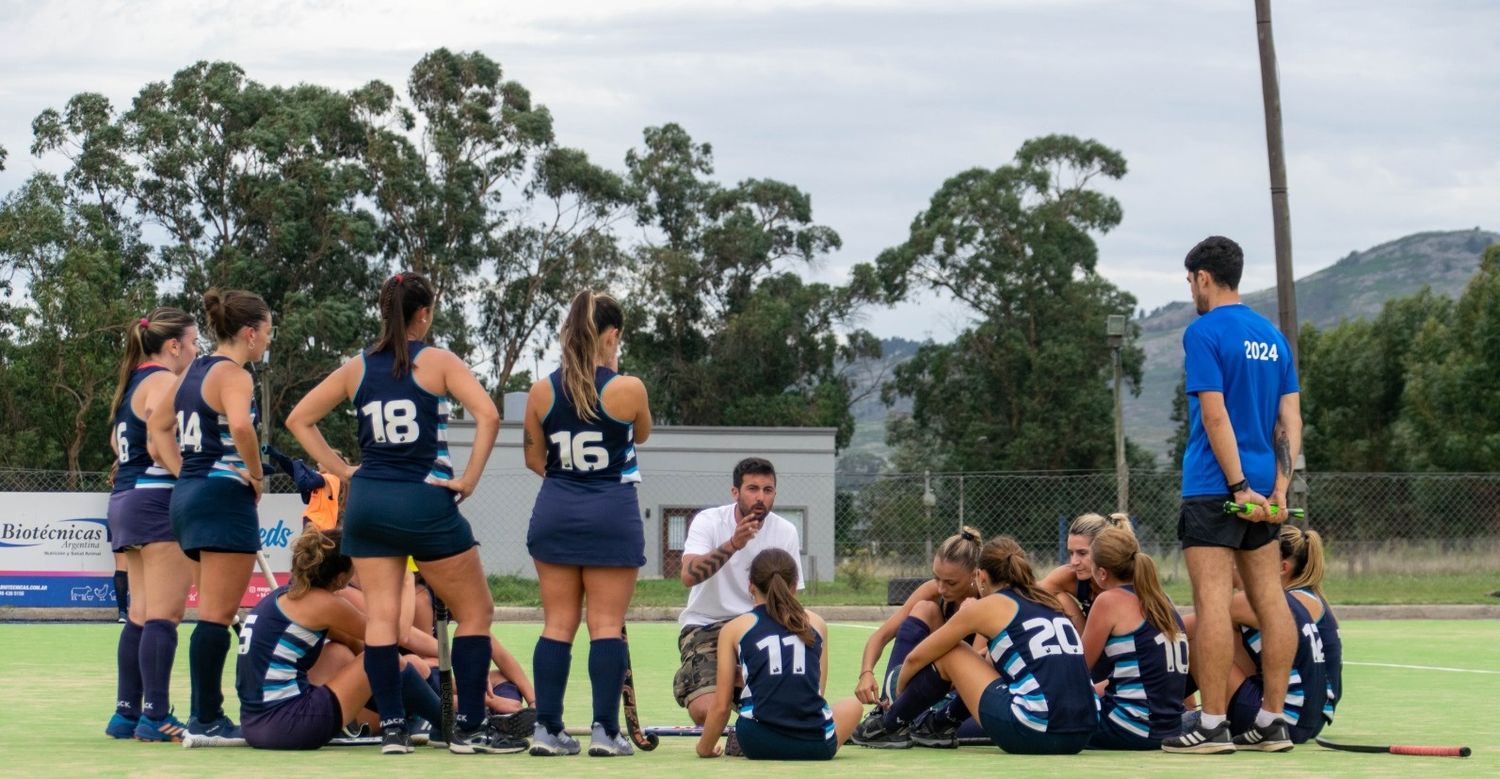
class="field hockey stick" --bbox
[256,551,279,588]
[1315,736,1470,757]
[564,725,734,738]
[620,625,660,751]
[432,590,456,743]
[1223,501,1305,519]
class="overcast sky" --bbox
[3,0,1496,342]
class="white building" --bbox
[446,397,837,581]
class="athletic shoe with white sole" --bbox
[493,708,537,742]
[182,714,246,748]
[1161,720,1236,754]
[586,722,635,757]
[449,716,528,754]
[851,710,912,749]
[1232,719,1294,752]
[529,723,581,756]
[381,724,414,755]
[910,710,959,748]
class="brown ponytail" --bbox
[1091,526,1179,639]
[935,525,982,572]
[977,536,1063,613]
[203,288,269,344]
[109,307,196,419]
[1280,525,1327,600]
[372,271,436,377]
[559,290,624,422]
[750,548,814,645]
[288,527,352,598]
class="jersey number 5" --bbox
[549,431,608,471]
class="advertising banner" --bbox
[0,492,304,608]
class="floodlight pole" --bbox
[1107,314,1128,515]
[1255,0,1299,368]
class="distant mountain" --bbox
[1126,228,1500,463]
[839,336,920,470]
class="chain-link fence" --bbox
[835,470,1500,580]
[5,467,1498,583]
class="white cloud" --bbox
[1,0,1495,339]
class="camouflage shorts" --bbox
[672,621,726,707]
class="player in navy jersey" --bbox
[102,307,199,743]
[1165,236,1302,754]
[287,271,512,755]
[1081,526,1189,750]
[236,527,442,751]
[696,549,861,760]
[148,289,273,747]
[850,527,981,748]
[1218,525,1339,747]
[1040,513,1132,629]
[522,290,653,757]
[894,536,1098,755]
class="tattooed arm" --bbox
[1270,391,1303,510]
[681,541,740,588]
[522,379,551,477]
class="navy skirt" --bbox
[527,478,644,567]
[107,488,175,551]
[342,476,477,561]
[169,477,260,559]
[243,685,344,750]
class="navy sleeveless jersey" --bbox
[1295,588,1342,725]
[353,342,452,484]
[1090,586,1189,740]
[235,586,328,714]
[112,364,175,492]
[985,590,1098,735]
[542,367,640,483]
[1075,578,1096,620]
[736,605,833,741]
[1239,591,1333,729]
[175,355,257,484]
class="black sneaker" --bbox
[1231,719,1293,752]
[910,711,959,749]
[493,709,537,742]
[850,709,911,749]
[449,716,528,754]
[381,724,414,755]
[1161,719,1235,754]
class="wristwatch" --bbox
[1226,478,1248,495]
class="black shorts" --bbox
[1178,495,1279,550]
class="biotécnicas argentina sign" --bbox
[1,492,303,608]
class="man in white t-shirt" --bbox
[673,457,803,725]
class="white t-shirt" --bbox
[678,503,804,628]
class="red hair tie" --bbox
[393,273,404,283]
[139,317,150,328]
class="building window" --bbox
[777,507,807,554]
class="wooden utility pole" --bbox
[1255,0,1299,368]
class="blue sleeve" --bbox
[1183,323,1223,395]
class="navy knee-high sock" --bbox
[364,644,405,729]
[113,570,129,617]
[533,637,573,735]
[139,619,178,719]
[401,664,442,727]
[589,638,628,737]
[451,635,491,732]
[882,617,932,697]
[188,621,231,722]
[884,664,951,729]
[115,621,144,718]
[933,691,972,727]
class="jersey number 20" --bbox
[1024,617,1084,657]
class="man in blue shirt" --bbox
[1162,236,1303,755]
